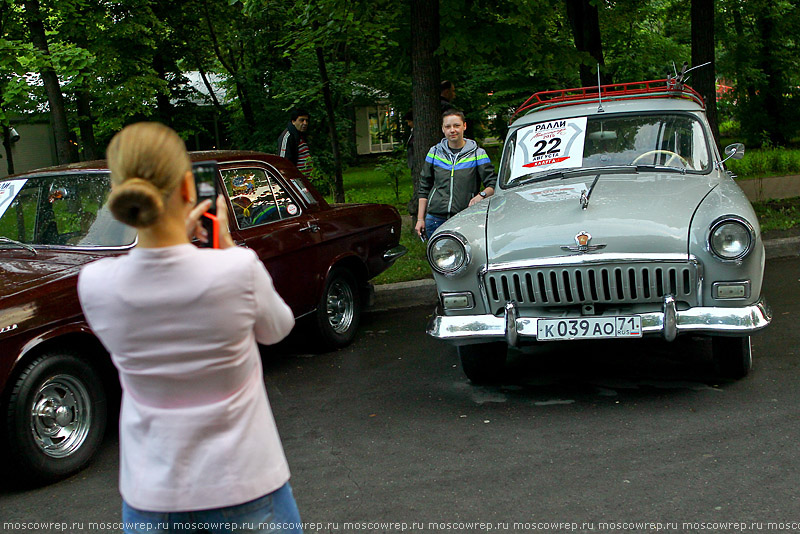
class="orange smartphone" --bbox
[193,161,220,248]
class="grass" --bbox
[330,158,431,285]
[727,148,800,179]
[752,197,800,233]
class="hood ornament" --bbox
[561,231,607,253]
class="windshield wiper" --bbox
[0,237,38,255]
[509,170,567,188]
[510,165,639,189]
[634,164,687,174]
[580,174,602,210]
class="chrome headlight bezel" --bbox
[427,231,471,276]
[707,215,755,262]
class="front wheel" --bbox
[4,352,107,483]
[712,336,752,379]
[315,268,361,349]
[458,342,508,384]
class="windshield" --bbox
[499,113,711,187]
[0,173,137,247]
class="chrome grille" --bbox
[484,262,699,308]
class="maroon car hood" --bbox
[0,253,97,298]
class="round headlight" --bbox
[709,219,753,260]
[428,235,467,274]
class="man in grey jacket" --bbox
[415,109,496,239]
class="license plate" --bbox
[537,316,642,341]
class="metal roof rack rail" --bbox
[510,79,706,123]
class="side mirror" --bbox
[723,143,745,161]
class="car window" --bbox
[221,168,301,230]
[0,173,137,247]
[500,113,711,186]
[290,178,318,206]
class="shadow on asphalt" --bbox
[456,334,752,404]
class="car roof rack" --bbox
[511,79,706,122]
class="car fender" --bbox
[689,178,765,307]
[429,202,492,314]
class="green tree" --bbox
[23,0,74,163]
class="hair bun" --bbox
[108,177,164,228]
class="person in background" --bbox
[440,80,456,114]
[415,109,496,239]
[277,108,313,177]
[78,122,302,534]
[403,110,419,219]
[403,110,414,171]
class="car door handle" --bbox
[300,223,320,233]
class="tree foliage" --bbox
[1,0,798,178]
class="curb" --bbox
[765,235,800,260]
[370,278,438,312]
[369,237,800,313]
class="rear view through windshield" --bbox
[0,173,137,247]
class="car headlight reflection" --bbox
[428,233,469,275]
[709,217,754,260]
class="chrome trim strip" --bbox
[477,265,491,312]
[28,237,138,252]
[487,253,694,272]
[427,298,771,345]
[383,245,408,262]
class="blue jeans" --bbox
[425,214,448,240]
[121,483,302,534]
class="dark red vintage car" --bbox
[0,151,406,483]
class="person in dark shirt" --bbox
[277,108,313,176]
[440,80,456,114]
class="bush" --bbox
[727,148,800,179]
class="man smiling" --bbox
[415,109,496,239]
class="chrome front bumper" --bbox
[427,296,772,346]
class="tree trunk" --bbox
[201,0,256,129]
[732,9,757,102]
[153,52,174,126]
[76,90,97,161]
[24,0,73,164]
[410,0,441,218]
[756,6,785,146]
[691,0,720,149]
[2,125,15,176]
[565,0,609,87]
[316,47,345,203]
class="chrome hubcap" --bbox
[326,279,355,334]
[31,375,92,458]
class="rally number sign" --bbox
[510,117,587,181]
[0,179,27,219]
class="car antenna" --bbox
[680,61,711,85]
[596,64,604,113]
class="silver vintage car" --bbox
[426,77,771,383]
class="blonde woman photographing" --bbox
[78,122,302,534]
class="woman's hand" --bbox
[186,196,235,249]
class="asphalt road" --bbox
[1,257,799,534]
